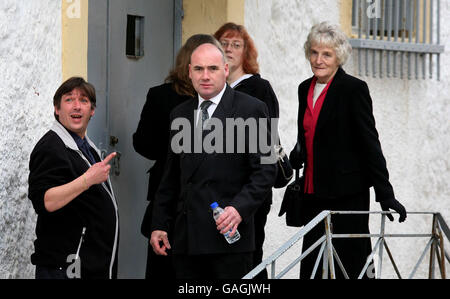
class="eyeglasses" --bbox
[220,41,243,50]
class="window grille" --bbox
[350,0,444,80]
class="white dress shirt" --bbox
[196,83,227,126]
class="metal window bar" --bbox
[437,0,441,80]
[379,1,384,78]
[408,0,414,79]
[415,0,420,79]
[387,0,392,78]
[350,0,444,80]
[400,0,406,79]
[243,211,450,279]
[365,0,370,77]
[393,0,399,78]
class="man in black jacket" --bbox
[215,22,281,279]
[132,34,218,279]
[28,77,118,279]
[150,43,277,279]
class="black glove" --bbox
[289,142,303,170]
[379,198,407,223]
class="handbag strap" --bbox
[295,169,300,181]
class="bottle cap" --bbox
[210,202,218,209]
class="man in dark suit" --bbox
[150,43,277,279]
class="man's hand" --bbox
[43,152,117,213]
[215,206,242,237]
[379,198,407,223]
[84,152,116,187]
[150,230,171,256]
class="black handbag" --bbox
[273,144,294,188]
[278,169,305,227]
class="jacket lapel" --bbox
[184,85,235,181]
[315,67,345,134]
[298,78,313,145]
[210,85,235,124]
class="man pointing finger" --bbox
[28,77,119,279]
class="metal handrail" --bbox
[243,211,450,279]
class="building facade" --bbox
[0,0,448,278]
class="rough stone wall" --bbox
[0,0,61,278]
[245,0,449,278]
[0,0,448,280]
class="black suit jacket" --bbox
[133,83,190,237]
[295,68,395,202]
[151,85,277,255]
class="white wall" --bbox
[245,0,450,278]
[0,0,448,280]
[0,0,61,278]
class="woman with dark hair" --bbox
[133,34,221,279]
[290,22,407,279]
[214,23,280,279]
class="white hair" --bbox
[304,22,352,66]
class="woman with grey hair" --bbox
[288,22,407,279]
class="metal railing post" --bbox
[429,214,437,279]
[377,214,387,279]
[322,242,329,279]
[311,241,326,279]
[324,214,335,279]
[437,226,446,278]
[271,260,276,279]
[244,211,449,279]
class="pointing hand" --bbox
[84,152,116,187]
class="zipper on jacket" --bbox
[76,150,118,278]
[55,123,118,278]
[75,227,86,260]
[76,150,118,279]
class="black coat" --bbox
[133,83,191,201]
[234,74,280,205]
[133,83,191,237]
[234,74,279,119]
[151,85,277,255]
[28,122,118,279]
[294,67,395,202]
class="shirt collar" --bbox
[197,83,227,108]
[67,129,87,149]
[51,120,101,156]
[230,74,253,88]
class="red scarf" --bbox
[303,77,333,194]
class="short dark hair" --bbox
[53,77,96,120]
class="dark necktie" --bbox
[200,100,213,127]
[80,139,96,165]
[81,142,112,192]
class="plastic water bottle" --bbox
[210,202,241,244]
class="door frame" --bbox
[87,0,182,149]
[86,0,183,278]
